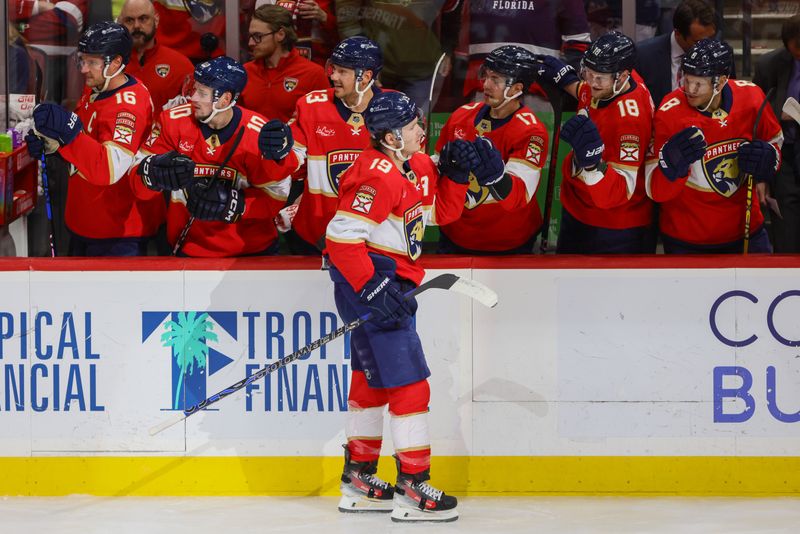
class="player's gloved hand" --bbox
[438,140,480,184]
[560,113,604,169]
[472,137,505,186]
[258,119,293,160]
[658,126,706,182]
[358,272,417,329]
[25,132,45,159]
[186,179,245,223]
[534,54,579,91]
[738,140,779,185]
[138,151,196,191]
[32,102,82,147]
[274,202,299,233]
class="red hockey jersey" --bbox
[560,72,654,229]
[132,104,297,257]
[58,77,165,239]
[290,88,374,248]
[154,0,225,62]
[326,148,467,291]
[645,80,783,245]
[11,0,88,55]
[434,102,548,251]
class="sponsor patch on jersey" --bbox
[404,203,424,261]
[194,164,236,180]
[526,136,544,166]
[179,140,195,153]
[315,125,335,137]
[327,150,361,193]
[284,77,299,92]
[619,134,641,162]
[701,139,745,197]
[155,64,170,78]
[351,185,375,214]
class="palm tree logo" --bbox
[160,311,218,410]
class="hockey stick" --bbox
[783,96,800,125]
[172,125,246,256]
[425,52,448,154]
[743,87,774,254]
[149,273,498,435]
[538,82,563,254]
[39,152,57,257]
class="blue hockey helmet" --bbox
[682,39,733,78]
[582,31,636,73]
[193,56,248,102]
[329,36,383,77]
[78,22,133,65]
[365,92,420,139]
[482,45,538,91]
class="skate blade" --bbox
[337,495,393,514]
[390,506,459,522]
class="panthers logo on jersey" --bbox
[327,150,360,194]
[464,173,491,208]
[404,203,424,261]
[701,139,745,197]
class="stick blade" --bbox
[783,97,800,125]
[450,277,499,308]
[149,413,185,436]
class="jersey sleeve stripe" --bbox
[506,159,542,201]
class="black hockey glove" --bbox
[738,140,779,185]
[258,119,293,160]
[32,103,82,146]
[658,126,706,182]
[138,151,196,191]
[560,114,604,169]
[534,54,579,91]
[25,132,45,160]
[358,272,417,330]
[186,179,245,223]
[438,139,480,184]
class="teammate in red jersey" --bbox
[239,4,329,123]
[119,0,195,114]
[285,36,383,255]
[646,39,783,253]
[535,32,656,253]
[26,22,164,257]
[130,56,298,257]
[435,45,549,254]
[326,92,473,522]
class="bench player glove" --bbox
[738,140,779,185]
[259,119,293,160]
[32,103,82,147]
[658,126,706,182]
[472,137,505,186]
[358,273,417,330]
[560,113,604,169]
[438,140,480,184]
[138,151,196,191]
[25,132,45,159]
[534,54,579,91]
[187,179,245,223]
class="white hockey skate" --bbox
[337,447,394,513]
[391,465,458,523]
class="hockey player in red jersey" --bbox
[534,31,656,253]
[326,92,475,522]
[26,21,164,256]
[646,39,783,253]
[153,0,225,62]
[130,56,298,257]
[285,36,383,254]
[435,45,549,254]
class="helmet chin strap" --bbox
[200,93,236,125]
[380,129,411,162]
[698,76,725,113]
[606,72,630,100]
[97,61,126,93]
[342,70,374,110]
[494,81,522,108]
